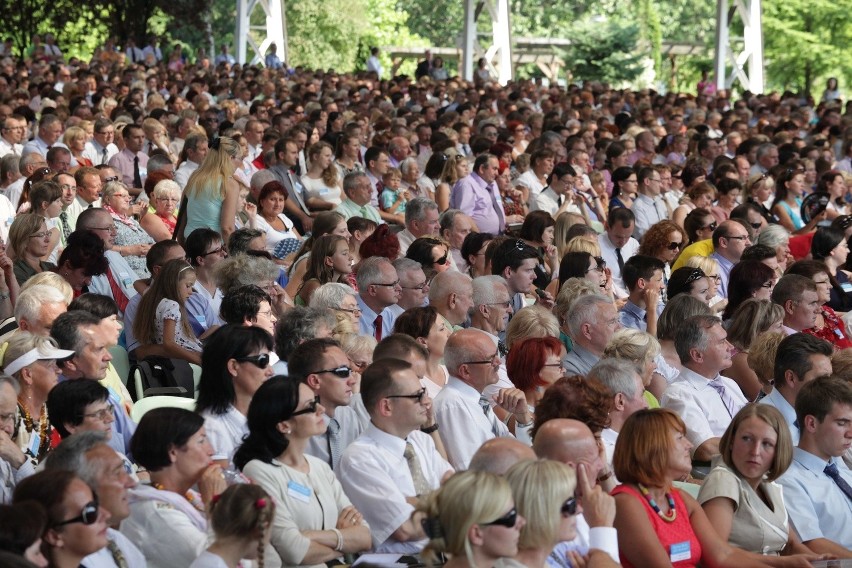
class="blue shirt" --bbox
[185,291,220,338]
[357,296,401,339]
[58,375,137,459]
[777,448,852,547]
[711,252,734,298]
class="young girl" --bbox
[380,167,408,216]
[190,484,275,568]
[132,258,204,364]
[296,235,353,306]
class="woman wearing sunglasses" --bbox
[13,469,111,568]
[557,251,608,296]
[504,459,580,568]
[406,236,452,282]
[416,470,524,568]
[123,407,227,568]
[613,408,781,568]
[639,220,686,304]
[235,377,371,568]
[196,325,275,470]
[682,208,717,248]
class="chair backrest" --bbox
[131,395,196,423]
[189,363,202,399]
[108,345,131,386]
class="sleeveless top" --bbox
[612,484,701,568]
[778,199,803,230]
[184,182,225,238]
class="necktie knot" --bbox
[825,462,840,477]
[478,396,492,416]
[823,460,852,501]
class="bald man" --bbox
[468,437,536,475]
[534,419,620,567]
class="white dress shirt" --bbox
[598,232,639,296]
[83,140,119,166]
[660,367,748,453]
[515,169,545,197]
[201,405,247,469]
[0,457,34,504]
[81,528,147,568]
[631,193,666,240]
[306,394,370,471]
[0,138,22,158]
[174,160,199,190]
[759,388,799,445]
[339,424,453,552]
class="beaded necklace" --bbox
[638,483,676,522]
[17,401,50,462]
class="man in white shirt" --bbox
[514,148,554,198]
[428,271,474,330]
[396,197,440,255]
[771,274,821,335]
[173,133,208,190]
[433,328,533,469]
[339,358,453,553]
[82,117,119,166]
[530,163,577,216]
[6,152,46,210]
[598,208,639,297]
[0,114,25,158]
[44,431,147,567]
[630,166,666,240]
[439,209,475,272]
[289,338,370,472]
[356,257,402,341]
[22,114,67,160]
[661,315,747,462]
[0,376,34,503]
[587,358,648,467]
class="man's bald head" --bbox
[533,418,598,465]
[468,438,536,475]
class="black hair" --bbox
[130,407,205,471]
[490,239,539,277]
[233,377,300,470]
[67,293,118,320]
[622,255,666,291]
[288,338,341,381]
[219,285,273,325]
[185,228,223,267]
[46,379,111,438]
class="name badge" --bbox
[842,282,852,293]
[107,387,121,406]
[196,316,207,327]
[670,541,691,563]
[119,272,133,289]
[287,480,312,503]
[27,432,41,457]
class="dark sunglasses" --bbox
[312,366,352,378]
[561,497,579,517]
[292,395,321,416]
[433,252,449,266]
[386,387,427,404]
[482,507,518,528]
[666,241,683,251]
[750,222,762,230]
[702,221,718,231]
[235,353,271,369]
[54,499,99,527]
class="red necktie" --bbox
[374,314,383,341]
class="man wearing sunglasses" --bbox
[339,358,453,553]
[44,431,146,566]
[434,329,533,469]
[710,219,752,298]
[289,338,369,471]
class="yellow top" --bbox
[672,239,715,270]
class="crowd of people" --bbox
[0,35,850,568]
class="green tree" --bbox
[563,17,644,86]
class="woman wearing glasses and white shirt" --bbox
[9,212,55,287]
[235,377,371,568]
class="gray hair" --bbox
[0,374,20,395]
[42,431,110,487]
[214,255,279,294]
[14,284,66,324]
[657,295,713,341]
[405,197,438,225]
[3,332,65,379]
[343,171,369,196]
[274,307,337,360]
[587,358,640,399]
[101,180,129,202]
[392,257,423,278]
[674,315,721,364]
[755,142,777,161]
[20,152,45,170]
[250,169,277,193]
[153,179,181,200]
[444,329,489,375]
[356,256,394,290]
[147,153,173,175]
[566,294,612,338]
[310,282,357,311]
[439,209,464,236]
[472,275,508,307]
[1,154,19,181]
[756,224,790,249]
[428,270,472,303]
[399,157,418,176]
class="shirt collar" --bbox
[446,376,482,402]
[792,447,835,472]
[622,300,646,320]
[678,366,720,389]
[365,423,408,455]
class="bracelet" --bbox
[420,423,439,434]
[331,528,344,552]
[597,470,614,482]
[515,416,534,428]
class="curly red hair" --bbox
[532,375,613,438]
[507,336,563,393]
[637,220,683,258]
[359,223,400,260]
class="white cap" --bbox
[4,345,75,376]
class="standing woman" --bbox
[179,136,242,243]
[196,325,275,470]
[415,470,525,568]
[301,142,343,211]
[295,235,353,307]
[9,213,55,287]
[234,377,372,568]
[772,165,823,234]
[393,306,453,397]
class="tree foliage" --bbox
[563,17,644,86]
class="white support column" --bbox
[461,0,513,85]
[234,0,288,66]
[714,0,764,93]
[462,0,476,81]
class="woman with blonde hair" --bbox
[685,254,726,312]
[505,459,582,568]
[300,141,342,210]
[9,212,55,286]
[745,173,776,222]
[415,470,524,568]
[21,270,72,303]
[505,305,560,351]
[62,125,92,167]
[746,332,785,399]
[723,299,784,401]
[604,328,665,403]
[434,152,467,212]
[179,136,242,242]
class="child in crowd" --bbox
[380,167,408,215]
[618,254,666,336]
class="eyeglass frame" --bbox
[235,353,271,369]
[462,351,500,366]
[54,498,100,528]
[292,395,321,416]
[80,405,114,422]
[481,507,518,528]
[311,365,352,378]
[385,387,428,404]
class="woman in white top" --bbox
[196,325,275,471]
[234,378,371,568]
[301,142,342,211]
[392,306,451,397]
[254,181,301,255]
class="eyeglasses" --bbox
[292,395,321,416]
[235,353,271,369]
[81,406,114,422]
[386,387,428,404]
[702,222,718,231]
[561,497,579,517]
[724,235,749,241]
[91,225,118,234]
[54,499,100,528]
[401,281,429,291]
[433,252,449,266]
[586,257,606,274]
[761,281,774,289]
[481,507,518,528]
[29,231,50,240]
[335,307,362,315]
[666,241,683,251]
[200,245,227,256]
[372,280,400,288]
[486,300,512,309]
[312,366,352,378]
[463,351,500,366]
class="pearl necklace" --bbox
[638,483,677,522]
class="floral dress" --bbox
[155,298,203,353]
[111,212,155,279]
